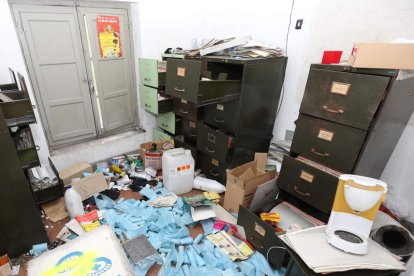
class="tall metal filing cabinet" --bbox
[278,64,414,221]
[138,58,178,140]
[0,87,48,257]
[166,57,288,183]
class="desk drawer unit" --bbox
[182,118,197,141]
[156,112,181,135]
[173,98,202,121]
[290,114,367,172]
[197,123,234,163]
[202,100,240,133]
[277,156,339,214]
[139,85,172,114]
[299,68,389,130]
[138,58,166,88]
[199,153,228,184]
[166,59,241,103]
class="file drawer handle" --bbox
[311,148,330,157]
[188,132,196,137]
[209,170,219,177]
[144,77,151,81]
[180,108,189,114]
[144,103,151,108]
[294,186,311,197]
[214,117,224,123]
[205,146,215,154]
[161,123,169,128]
[248,237,265,249]
[322,105,344,114]
[174,87,185,92]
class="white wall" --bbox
[1,0,414,222]
[0,0,50,165]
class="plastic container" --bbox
[162,148,194,195]
[64,185,84,218]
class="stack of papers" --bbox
[280,226,406,273]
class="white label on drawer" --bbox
[317,128,335,142]
[189,121,196,128]
[216,104,224,111]
[331,82,350,95]
[177,67,185,77]
[254,222,266,236]
[181,99,188,104]
[300,170,314,183]
[211,158,219,166]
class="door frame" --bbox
[9,0,139,148]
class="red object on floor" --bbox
[322,51,343,64]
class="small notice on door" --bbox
[96,15,122,58]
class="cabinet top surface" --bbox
[311,63,399,77]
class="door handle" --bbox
[209,170,219,177]
[311,148,330,157]
[174,87,185,92]
[294,186,311,197]
[322,105,344,114]
[214,117,224,123]
[180,109,189,114]
[205,146,215,154]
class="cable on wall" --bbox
[275,0,295,121]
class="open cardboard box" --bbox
[348,43,414,70]
[59,162,93,185]
[139,141,166,170]
[223,153,276,213]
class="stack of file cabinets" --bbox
[166,56,287,184]
[278,64,414,221]
[0,73,48,257]
[138,58,178,141]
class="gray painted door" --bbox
[78,7,136,134]
[15,5,97,146]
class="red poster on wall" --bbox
[96,15,122,58]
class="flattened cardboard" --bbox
[42,197,69,222]
[348,43,414,70]
[71,173,108,200]
[59,162,93,185]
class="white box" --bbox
[28,225,133,276]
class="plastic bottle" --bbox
[162,148,194,195]
[64,185,84,218]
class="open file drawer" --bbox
[139,84,173,114]
[0,91,35,127]
[166,59,241,103]
[11,125,40,169]
[138,58,166,88]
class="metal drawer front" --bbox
[291,114,367,172]
[199,152,228,184]
[138,58,166,88]
[173,98,201,121]
[300,68,390,130]
[166,59,241,103]
[197,123,233,163]
[156,112,180,135]
[203,100,240,133]
[182,119,197,141]
[140,85,158,114]
[278,156,338,214]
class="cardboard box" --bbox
[223,153,276,213]
[59,162,93,185]
[348,43,414,70]
[28,225,133,276]
[140,141,165,170]
[71,173,108,201]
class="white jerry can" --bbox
[162,148,195,195]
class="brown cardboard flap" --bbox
[72,173,108,200]
[59,162,93,185]
[239,167,255,182]
[254,153,267,172]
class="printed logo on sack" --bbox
[54,251,112,275]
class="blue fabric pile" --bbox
[94,183,284,276]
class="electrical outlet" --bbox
[295,19,303,30]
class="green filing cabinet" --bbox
[153,127,173,141]
[139,84,173,115]
[156,112,181,134]
[138,58,166,88]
